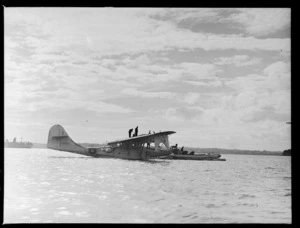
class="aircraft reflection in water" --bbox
[47,125,175,161]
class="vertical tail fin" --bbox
[47,124,86,153]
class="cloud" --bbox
[264,61,291,90]
[182,92,200,105]
[121,88,176,99]
[125,54,151,67]
[5,58,137,115]
[5,8,290,63]
[83,101,134,113]
[225,8,290,36]
[151,8,221,23]
[162,105,235,126]
[101,59,222,85]
[5,78,134,114]
[222,89,290,124]
[215,55,262,67]
[226,61,290,92]
[4,8,291,150]
[223,61,290,123]
[164,106,205,122]
[179,62,221,79]
[150,8,290,40]
[225,74,266,92]
[185,80,223,87]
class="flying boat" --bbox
[47,124,175,160]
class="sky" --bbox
[4,7,291,151]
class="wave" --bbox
[238,194,256,199]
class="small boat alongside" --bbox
[159,147,226,161]
[160,153,226,161]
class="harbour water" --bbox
[4,148,291,223]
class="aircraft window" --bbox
[89,148,96,153]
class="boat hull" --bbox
[5,143,32,148]
[160,154,225,161]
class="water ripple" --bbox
[4,149,291,224]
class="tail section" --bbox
[47,124,86,154]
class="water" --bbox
[4,148,291,223]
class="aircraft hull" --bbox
[87,147,172,160]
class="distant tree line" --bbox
[282,149,291,156]
[184,147,283,156]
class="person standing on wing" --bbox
[128,128,133,138]
[134,126,138,137]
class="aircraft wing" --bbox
[107,131,176,145]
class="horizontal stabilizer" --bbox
[51,135,69,139]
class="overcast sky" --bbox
[5,8,291,151]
